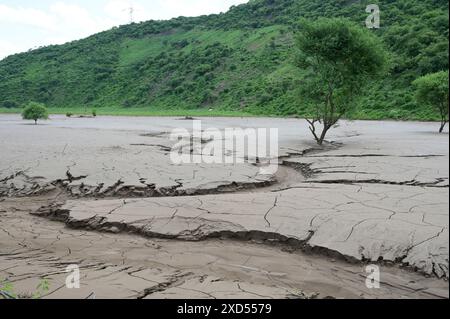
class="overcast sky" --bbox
[0,0,248,59]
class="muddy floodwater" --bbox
[0,114,448,299]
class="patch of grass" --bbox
[0,106,443,121]
[0,107,256,118]
[0,108,21,114]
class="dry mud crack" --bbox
[36,182,449,280]
[1,116,448,299]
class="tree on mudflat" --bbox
[21,102,49,125]
[296,18,389,145]
[413,71,449,133]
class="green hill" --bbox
[0,0,448,120]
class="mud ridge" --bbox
[58,178,277,198]
[310,178,449,188]
[0,173,277,199]
[35,204,441,279]
[0,143,336,199]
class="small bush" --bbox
[2,100,19,109]
[22,102,49,124]
[122,100,133,108]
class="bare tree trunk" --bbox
[306,119,320,144]
[306,119,331,145]
[307,84,339,145]
[439,105,448,133]
[317,124,330,145]
[439,120,447,133]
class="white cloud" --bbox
[0,2,118,59]
[0,0,248,59]
[102,0,244,23]
[104,0,151,23]
[0,4,56,30]
[162,0,238,18]
[50,2,100,32]
[0,40,20,60]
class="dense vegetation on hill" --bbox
[0,0,448,119]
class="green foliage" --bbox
[1,100,19,108]
[413,71,449,107]
[1,277,50,299]
[32,279,50,299]
[296,18,389,144]
[0,0,448,120]
[413,70,449,132]
[21,102,49,124]
[1,278,17,298]
[1,106,254,117]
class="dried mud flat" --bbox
[0,114,448,299]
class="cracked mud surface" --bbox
[0,115,448,299]
[1,197,447,299]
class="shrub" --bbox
[21,102,49,125]
[1,100,19,109]
[413,70,449,132]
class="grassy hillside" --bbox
[0,0,448,120]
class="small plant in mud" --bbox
[0,277,16,299]
[295,18,389,145]
[32,278,50,299]
[0,277,50,299]
[21,102,49,125]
